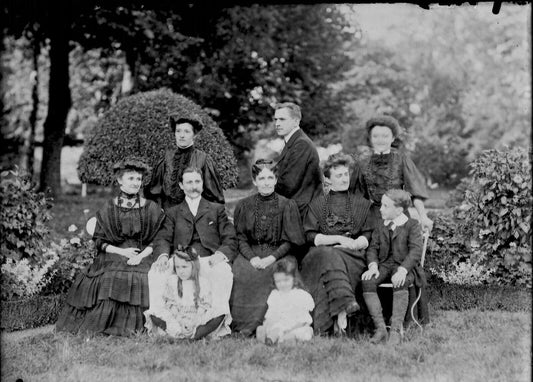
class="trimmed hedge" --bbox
[427,282,531,312]
[78,88,238,188]
[1,294,66,332]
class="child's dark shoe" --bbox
[369,327,388,344]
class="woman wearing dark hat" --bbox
[351,115,433,232]
[144,116,224,210]
[56,158,166,336]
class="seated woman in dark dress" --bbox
[301,153,377,336]
[230,159,305,336]
[56,158,165,336]
[144,116,224,210]
[350,115,432,232]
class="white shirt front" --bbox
[383,213,409,231]
[185,196,202,216]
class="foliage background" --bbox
[3,4,529,188]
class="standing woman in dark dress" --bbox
[230,159,305,336]
[301,154,377,336]
[56,158,165,336]
[145,116,224,210]
[351,115,433,232]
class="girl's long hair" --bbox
[170,245,201,308]
[272,257,307,291]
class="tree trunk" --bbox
[39,0,71,196]
[26,35,40,179]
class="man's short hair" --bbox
[321,153,354,179]
[180,166,203,182]
[274,102,302,121]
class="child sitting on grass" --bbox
[361,189,424,345]
[144,246,224,340]
[256,258,315,344]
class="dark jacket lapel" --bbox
[179,201,195,223]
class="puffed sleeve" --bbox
[92,219,112,252]
[402,153,429,201]
[201,155,225,205]
[349,159,369,199]
[234,200,256,260]
[281,199,305,246]
[303,198,322,244]
[144,156,166,205]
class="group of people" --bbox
[56,102,433,345]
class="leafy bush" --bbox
[430,258,494,286]
[427,148,531,287]
[460,148,531,286]
[0,168,52,265]
[425,210,471,277]
[78,88,238,188]
[1,251,58,300]
[40,227,96,296]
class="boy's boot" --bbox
[389,289,409,345]
[363,292,388,344]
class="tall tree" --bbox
[38,0,72,195]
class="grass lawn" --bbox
[1,310,530,382]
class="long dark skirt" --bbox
[55,251,150,336]
[301,246,366,335]
[230,253,298,336]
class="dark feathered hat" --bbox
[112,157,151,176]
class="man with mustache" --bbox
[149,167,237,337]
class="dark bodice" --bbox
[322,190,357,236]
[304,190,376,244]
[93,200,165,251]
[360,149,428,205]
[251,193,282,245]
[233,192,305,259]
[163,146,194,206]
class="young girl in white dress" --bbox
[256,258,315,344]
[144,246,225,339]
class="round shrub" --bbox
[78,88,238,188]
[0,168,52,266]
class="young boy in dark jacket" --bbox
[362,189,423,345]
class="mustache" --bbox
[188,188,202,193]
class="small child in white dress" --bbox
[256,258,315,344]
[144,247,225,339]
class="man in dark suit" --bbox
[149,167,236,336]
[273,102,323,218]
